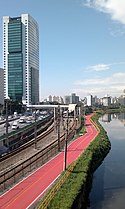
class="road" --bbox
[0,115,51,138]
[0,119,27,137]
[0,114,98,209]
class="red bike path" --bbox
[0,114,98,209]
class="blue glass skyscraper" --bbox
[3,14,39,105]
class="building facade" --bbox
[3,14,39,105]
[87,94,92,106]
[0,68,4,105]
[102,95,111,107]
[118,95,125,107]
[46,95,64,104]
[64,93,79,104]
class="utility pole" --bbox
[74,107,76,135]
[34,108,37,149]
[63,110,69,171]
[54,107,56,134]
[5,97,10,148]
[79,106,81,127]
[57,105,60,151]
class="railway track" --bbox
[0,119,76,194]
[0,123,55,171]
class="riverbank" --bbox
[36,113,111,209]
[96,107,125,114]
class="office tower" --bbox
[3,14,39,105]
[87,94,92,106]
[64,93,79,104]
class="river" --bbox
[87,112,125,209]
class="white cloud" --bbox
[74,72,125,97]
[86,64,110,71]
[75,78,105,85]
[84,62,125,72]
[83,0,125,25]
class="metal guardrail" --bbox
[0,134,63,192]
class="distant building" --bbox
[46,95,64,104]
[101,114,111,122]
[110,97,120,106]
[48,95,52,102]
[53,96,64,104]
[92,96,101,106]
[0,68,4,105]
[64,93,79,104]
[53,96,58,102]
[87,94,92,106]
[102,95,111,106]
[64,95,71,105]
[118,95,125,107]
[58,96,64,104]
[3,14,39,105]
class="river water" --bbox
[87,112,125,209]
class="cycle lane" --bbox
[0,114,98,209]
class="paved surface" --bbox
[0,114,98,209]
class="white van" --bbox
[12,121,19,130]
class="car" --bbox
[26,118,32,124]
[19,117,26,123]
[12,122,19,130]
[8,115,13,119]
[4,122,10,127]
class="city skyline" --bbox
[0,0,125,101]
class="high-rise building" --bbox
[64,93,79,104]
[87,94,92,106]
[102,95,111,107]
[3,14,39,105]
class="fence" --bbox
[0,128,75,193]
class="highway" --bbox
[0,115,40,139]
[0,114,51,138]
[0,114,98,209]
[0,119,26,136]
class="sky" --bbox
[0,0,125,101]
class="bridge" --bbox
[27,103,77,113]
